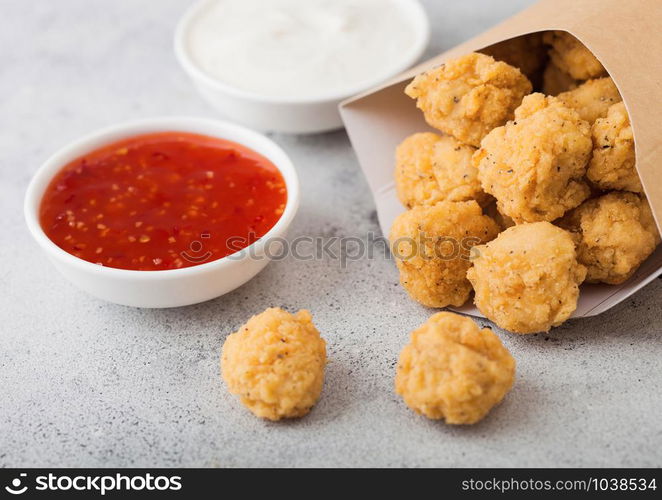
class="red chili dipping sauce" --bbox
[40,132,287,271]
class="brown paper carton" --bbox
[340,0,662,318]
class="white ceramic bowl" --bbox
[24,117,300,308]
[174,0,430,134]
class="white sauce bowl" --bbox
[24,117,300,308]
[174,0,430,134]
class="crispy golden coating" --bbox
[587,102,642,193]
[474,93,592,223]
[542,62,578,95]
[558,193,660,284]
[431,135,491,206]
[394,133,489,209]
[543,31,607,80]
[479,33,546,80]
[557,77,622,123]
[390,201,499,308]
[467,222,587,334]
[394,132,445,208]
[395,312,515,424]
[405,53,532,147]
[221,308,326,421]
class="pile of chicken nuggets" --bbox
[219,33,661,427]
[392,31,660,335]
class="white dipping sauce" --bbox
[186,0,420,99]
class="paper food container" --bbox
[340,0,662,318]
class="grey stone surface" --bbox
[1,0,660,468]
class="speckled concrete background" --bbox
[1,0,660,468]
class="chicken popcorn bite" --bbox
[394,132,489,209]
[467,222,587,334]
[394,132,445,208]
[395,312,515,424]
[586,101,642,193]
[557,77,622,124]
[474,93,592,223]
[390,201,499,308]
[543,31,607,80]
[405,53,532,147]
[559,193,660,285]
[431,135,491,206]
[221,308,326,421]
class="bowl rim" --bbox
[24,116,300,281]
[174,0,430,105]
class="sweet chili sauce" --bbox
[39,132,287,271]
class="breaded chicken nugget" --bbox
[405,53,532,147]
[557,77,622,123]
[431,135,491,207]
[394,132,445,208]
[543,31,607,80]
[467,222,587,334]
[558,193,660,284]
[479,33,546,80]
[390,201,499,308]
[394,133,489,209]
[474,93,592,223]
[586,101,642,193]
[542,62,578,96]
[395,312,515,424]
[221,308,326,421]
